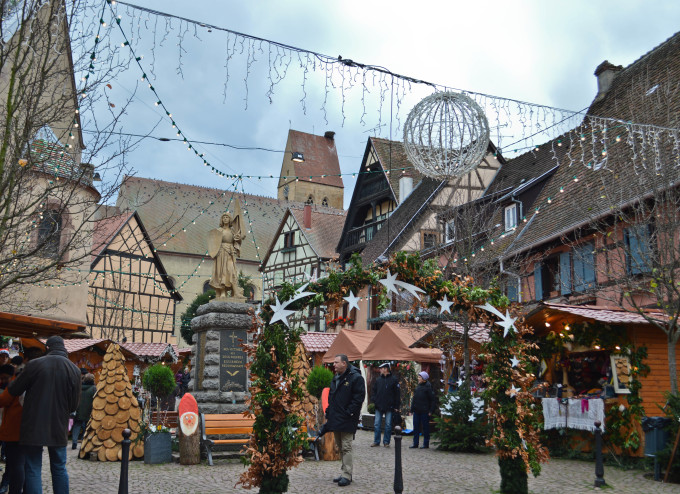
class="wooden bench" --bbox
[200,413,319,466]
[150,410,179,429]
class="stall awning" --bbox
[524,303,665,329]
[322,329,377,363]
[362,322,442,364]
[0,311,84,339]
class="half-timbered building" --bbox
[260,204,346,331]
[88,211,181,343]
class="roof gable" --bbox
[279,130,343,188]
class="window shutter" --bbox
[534,263,543,301]
[559,251,572,295]
[625,225,651,275]
[573,243,595,292]
[506,279,519,302]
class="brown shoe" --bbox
[370,442,380,447]
[383,443,390,447]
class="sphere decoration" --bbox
[403,91,490,179]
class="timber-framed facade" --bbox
[88,212,182,343]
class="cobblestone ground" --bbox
[31,431,680,493]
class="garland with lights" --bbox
[240,252,547,492]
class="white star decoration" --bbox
[437,294,453,315]
[509,385,519,397]
[379,270,426,300]
[379,270,399,295]
[343,291,361,312]
[510,356,520,368]
[269,297,295,328]
[468,413,477,422]
[289,282,315,303]
[477,303,516,338]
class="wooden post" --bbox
[118,429,131,494]
[319,430,340,461]
[663,422,680,483]
[393,426,403,494]
[178,393,201,464]
[594,421,606,488]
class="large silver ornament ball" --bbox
[403,92,490,179]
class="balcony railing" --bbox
[342,219,387,251]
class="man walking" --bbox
[325,354,365,487]
[370,362,400,447]
[8,335,81,494]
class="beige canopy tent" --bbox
[322,328,377,363]
[361,322,442,363]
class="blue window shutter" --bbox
[559,252,572,295]
[506,279,518,302]
[534,263,543,301]
[574,243,595,291]
[625,225,651,275]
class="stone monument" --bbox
[190,300,253,413]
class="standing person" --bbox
[71,374,95,450]
[8,336,81,494]
[410,371,436,449]
[0,350,9,367]
[370,362,400,447]
[180,367,191,397]
[0,364,23,494]
[325,354,365,487]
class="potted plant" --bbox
[142,363,176,464]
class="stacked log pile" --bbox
[291,342,318,425]
[79,343,144,461]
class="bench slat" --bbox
[213,439,249,445]
[205,427,253,435]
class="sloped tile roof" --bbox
[116,176,314,263]
[30,139,80,181]
[532,303,666,326]
[300,332,337,353]
[122,342,177,360]
[370,137,423,201]
[91,213,133,259]
[505,32,680,257]
[62,338,106,353]
[290,207,346,259]
[360,178,444,265]
[287,130,343,188]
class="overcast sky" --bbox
[82,1,680,208]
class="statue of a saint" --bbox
[208,212,244,299]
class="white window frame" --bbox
[445,219,456,242]
[504,204,518,231]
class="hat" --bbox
[419,371,429,380]
[378,362,390,369]
[80,368,88,375]
[0,349,9,356]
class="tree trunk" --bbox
[463,323,470,385]
[178,426,200,465]
[669,331,679,396]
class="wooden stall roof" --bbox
[362,322,442,363]
[410,322,490,353]
[0,311,84,338]
[301,332,337,353]
[322,328,377,363]
[524,303,666,330]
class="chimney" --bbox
[324,131,335,140]
[593,60,623,102]
[303,204,312,229]
[398,171,413,204]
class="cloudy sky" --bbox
[80,1,680,208]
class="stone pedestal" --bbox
[189,300,253,414]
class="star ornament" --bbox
[437,294,453,315]
[289,282,315,303]
[495,310,517,338]
[269,297,295,328]
[510,356,520,368]
[508,384,519,397]
[468,413,477,423]
[379,270,399,295]
[343,291,361,312]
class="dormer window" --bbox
[504,204,518,231]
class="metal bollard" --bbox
[594,421,606,488]
[393,426,403,494]
[118,428,132,494]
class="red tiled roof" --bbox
[62,338,106,353]
[122,342,177,360]
[286,130,343,188]
[441,322,491,345]
[300,332,337,353]
[540,303,666,325]
[290,207,346,259]
[91,213,132,259]
[173,345,191,356]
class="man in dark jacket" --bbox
[409,371,436,449]
[9,335,81,494]
[325,354,365,487]
[370,362,400,447]
[72,373,95,450]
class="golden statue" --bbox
[208,211,244,299]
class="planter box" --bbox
[144,431,172,464]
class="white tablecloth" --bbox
[542,398,605,433]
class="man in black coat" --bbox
[409,371,436,449]
[370,362,400,447]
[325,354,365,487]
[9,335,81,494]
